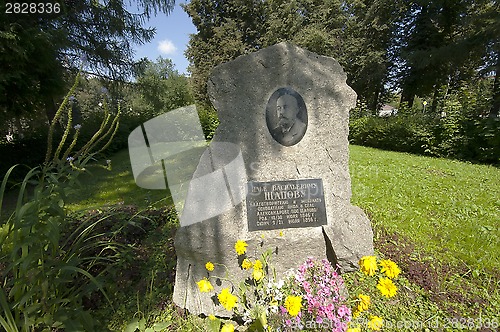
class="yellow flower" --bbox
[359,256,378,276]
[253,259,263,270]
[284,295,302,317]
[208,314,216,320]
[218,288,238,311]
[357,293,370,312]
[205,262,215,271]
[380,259,401,279]
[220,323,235,332]
[196,278,213,293]
[347,328,361,332]
[252,268,264,281]
[241,259,253,270]
[279,230,283,237]
[352,310,360,319]
[367,316,383,331]
[377,277,397,298]
[234,240,248,255]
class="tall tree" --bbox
[342,0,405,112]
[467,0,500,117]
[264,0,346,56]
[185,0,402,111]
[0,0,175,124]
[184,0,267,104]
[396,0,487,109]
[135,57,194,113]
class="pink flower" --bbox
[337,305,350,317]
[289,258,351,328]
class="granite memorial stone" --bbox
[173,42,374,316]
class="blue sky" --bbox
[133,1,197,74]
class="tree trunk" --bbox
[44,96,58,125]
[430,85,440,114]
[400,89,415,108]
[371,84,381,115]
[490,54,500,117]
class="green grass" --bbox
[349,145,500,273]
[66,145,206,213]
[71,145,500,273]
[66,149,173,211]
[61,145,500,330]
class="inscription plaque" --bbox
[246,178,327,231]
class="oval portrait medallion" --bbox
[266,87,308,146]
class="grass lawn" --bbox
[62,145,499,330]
[66,149,172,211]
[349,145,500,273]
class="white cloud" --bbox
[158,40,177,55]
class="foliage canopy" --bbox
[0,0,175,122]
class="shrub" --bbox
[349,114,434,156]
[349,83,500,165]
[198,106,220,140]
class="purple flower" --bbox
[290,258,351,328]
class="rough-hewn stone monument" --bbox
[173,42,374,316]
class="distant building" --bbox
[379,104,398,117]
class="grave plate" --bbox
[246,178,327,231]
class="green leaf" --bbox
[124,318,140,332]
[0,287,18,332]
[206,317,221,332]
[248,318,266,332]
[138,317,147,330]
[152,322,171,331]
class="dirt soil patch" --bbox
[375,228,495,320]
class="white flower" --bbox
[6,133,13,142]
[98,102,103,107]
[242,311,252,324]
[67,156,74,162]
[74,124,81,130]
